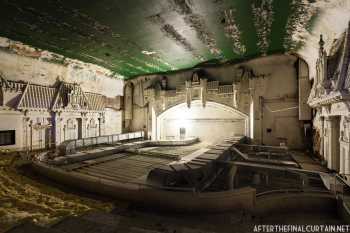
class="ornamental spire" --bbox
[319,34,325,56]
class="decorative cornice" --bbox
[308,91,350,107]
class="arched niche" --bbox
[154,100,249,143]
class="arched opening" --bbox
[155,100,249,143]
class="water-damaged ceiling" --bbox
[0,0,318,79]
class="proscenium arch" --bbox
[153,100,250,141]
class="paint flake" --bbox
[252,0,274,55]
[284,0,317,51]
[224,8,246,55]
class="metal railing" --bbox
[256,188,332,198]
[59,131,144,155]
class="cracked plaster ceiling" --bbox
[0,0,346,79]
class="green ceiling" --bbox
[0,0,317,79]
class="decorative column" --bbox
[124,83,133,131]
[232,83,238,108]
[324,117,331,169]
[185,80,192,108]
[160,90,166,111]
[325,116,340,171]
[54,113,64,146]
[340,117,350,177]
[81,116,88,139]
[99,113,106,136]
[248,80,255,140]
[319,115,325,160]
[345,142,350,179]
[29,119,33,151]
[23,115,31,152]
[200,78,207,107]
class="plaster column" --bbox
[232,83,238,108]
[248,86,255,140]
[345,145,350,178]
[81,117,88,139]
[342,117,350,177]
[325,116,340,171]
[249,79,260,142]
[22,116,30,151]
[200,78,207,107]
[340,146,345,175]
[54,114,60,146]
[160,90,166,111]
[151,106,157,140]
[319,116,325,160]
[124,83,133,131]
[99,114,106,136]
[28,120,33,151]
[185,80,192,108]
[323,117,330,168]
[146,103,152,140]
[339,117,346,174]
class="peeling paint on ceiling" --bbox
[252,0,274,55]
[0,0,325,79]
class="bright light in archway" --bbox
[156,101,248,142]
[173,107,193,129]
[250,98,254,139]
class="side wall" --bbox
[0,37,124,151]
[104,108,122,136]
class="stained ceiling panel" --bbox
[0,0,317,79]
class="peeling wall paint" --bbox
[0,36,124,97]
